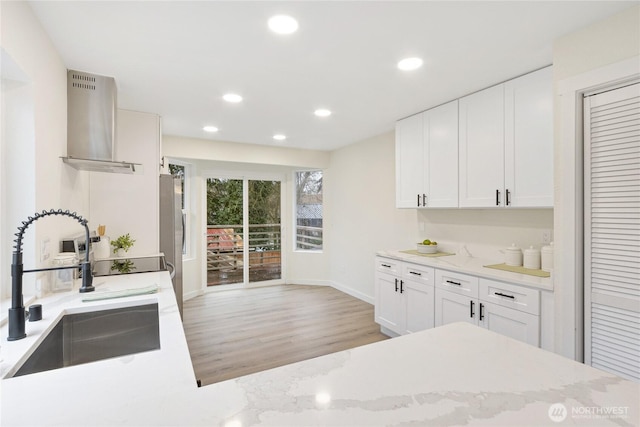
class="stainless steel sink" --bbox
[11,303,160,377]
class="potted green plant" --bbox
[111,233,135,257]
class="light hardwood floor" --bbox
[183,284,389,385]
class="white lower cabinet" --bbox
[434,273,541,346]
[434,289,477,326]
[374,257,435,336]
[481,302,539,347]
[376,257,542,347]
[375,270,405,333]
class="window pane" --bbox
[168,164,185,209]
[295,170,323,251]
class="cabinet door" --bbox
[435,289,477,327]
[396,113,425,208]
[374,272,404,334]
[479,302,540,347]
[425,100,459,207]
[504,67,553,207]
[459,84,505,207]
[404,280,435,334]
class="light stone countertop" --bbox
[3,272,638,426]
[377,249,554,291]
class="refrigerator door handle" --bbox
[181,211,186,251]
[166,261,176,280]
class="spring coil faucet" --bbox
[8,209,95,341]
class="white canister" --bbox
[523,246,541,270]
[51,253,78,292]
[505,244,523,266]
[541,242,554,272]
[94,236,111,259]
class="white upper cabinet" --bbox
[459,67,553,208]
[504,67,554,207]
[396,113,424,208]
[396,100,458,208]
[424,100,459,207]
[397,66,552,209]
[459,84,505,208]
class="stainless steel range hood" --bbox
[61,70,141,174]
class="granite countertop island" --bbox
[2,272,638,426]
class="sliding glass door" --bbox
[205,176,282,287]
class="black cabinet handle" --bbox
[409,271,422,276]
[422,194,427,206]
[417,194,421,207]
[446,280,461,286]
[479,303,485,321]
[470,300,475,318]
[400,280,404,293]
[395,278,399,292]
[381,263,391,268]
[496,189,501,206]
[495,292,515,299]
[506,189,511,206]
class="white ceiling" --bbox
[29,1,635,151]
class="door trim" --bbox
[556,55,639,361]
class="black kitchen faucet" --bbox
[8,209,95,341]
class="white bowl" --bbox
[417,243,437,254]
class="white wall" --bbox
[89,110,160,256]
[552,5,640,360]
[327,132,418,303]
[1,2,89,299]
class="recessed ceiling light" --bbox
[273,134,287,141]
[223,93,243,103]
[314,109,332,117]
[268,15,299,34]
[397,57,423,71]
[203,126,218,133]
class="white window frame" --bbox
[293,169,323,253]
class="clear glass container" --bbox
[51,253,78,292]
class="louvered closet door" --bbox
[584,83,640,382]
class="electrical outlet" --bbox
[40,237,51,263]
[542,230,552,244]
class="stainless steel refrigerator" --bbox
[159,174,184,318]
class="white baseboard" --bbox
[183,289,203,301]
[285,279,331,287]
[329,281,374,305]
[285,279,374,305]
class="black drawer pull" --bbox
[417,194,421,207]
[446,280,461,286]
[381,264,391,268]
[422,194,427,206]
[506,189,511,206]
[479,303,485,321]
[400,280,404,293]
[409,271,422,276]
[395,278,399,292]
[495,292,515,299]
[470,300,475,318]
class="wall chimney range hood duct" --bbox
[61,70,141,174]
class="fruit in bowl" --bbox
[417,239,438,254]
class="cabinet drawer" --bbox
[402,263,434,286]
[376,257,400,275]
[479,278,540,315]
[435,269,478,297]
